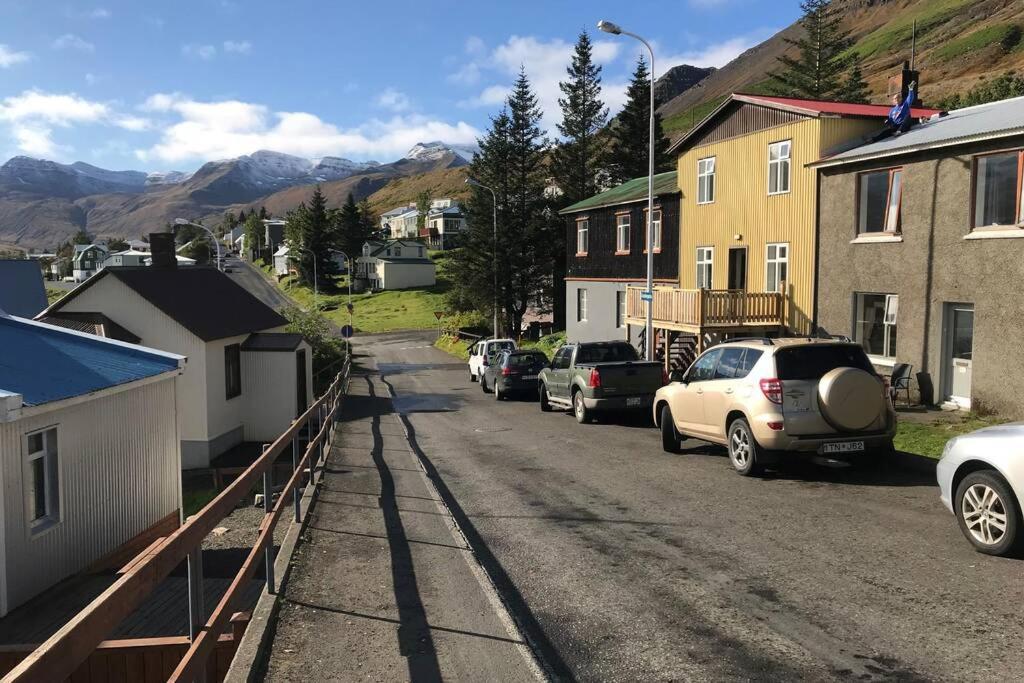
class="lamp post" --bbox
[328,248,353,331]
[297,247,318,311]
[173,218,222,271]
[597,20,656,362]
[465,177,499,338]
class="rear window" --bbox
[774,344,875,380]
[508,353,546,368]
[576,343,639,364]
[487,341,515,355]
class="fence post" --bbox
[187,545,205,642]
[292,432,301,523]
[263,470,275,594]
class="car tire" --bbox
[470,371,477,383]
[539,383,552,412]
[495,384,504,401]
[727,418,764,476]
[573,390,592,424]
[660,405,682,454]
[481,375,491,394]
[955,470,1022,556]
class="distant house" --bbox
[0,259,48,318]
[389,208,420,239]
[103,249,150,268]
[423,200,465,249]
[142,254,196,266]
[355,239,435,290]
[379,205,412,236]
[0,313,183,617]
[39,235,313,469]
[125,239,150,252]
[72,244,108,283]
[263,219,287,253]
[273,244,295,278]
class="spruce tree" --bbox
[336,192,368,260]
[839,58,870,103]
[769,0,858,100]
[607,55,672,184]
[284,185,339,290]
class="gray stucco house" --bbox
[813,96,1024,415]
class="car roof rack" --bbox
[720,337,775,346]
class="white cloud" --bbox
[52,34,96,52]
[375,88,411,112]
[12,125,65,157]
[223,40,252,55]
[0,44,31,68]
[659,28,776,69]
[464,36,485,55]
[182,44,217,60]
[90,7,111,19]
[134,93,482,164]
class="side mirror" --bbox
[669,369,686,384]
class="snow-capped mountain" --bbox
[309,156,380,182]
[0,156,149,198]
[406,141,477,164]
[146,170,193,186]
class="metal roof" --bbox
[559,171,679,215]
[36,311,141,344]
[813,95,1024,168]
[240,332,305,352]
[0,260,48,318]
[0,314,182,407]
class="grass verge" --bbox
[894,414,1006,459]
[434,335,472,360]
[183,487,217,517]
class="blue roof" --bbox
[0,260,48,318]
[0,315,182,407]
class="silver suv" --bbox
[653,338,896,475]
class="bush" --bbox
[281,305,348,392]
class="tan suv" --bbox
[653,338,896,476]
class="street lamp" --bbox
[465,177,499,338]
[173,218,222,271]
[598,19,656,362]
[328,248,353,331]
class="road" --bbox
[223,256,294,311]
[322,330,1024,682]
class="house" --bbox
[626,91,940,367]
[560,172,680,349]
[0,260,48,318]
[72,244,108,283]
[355,239,435,290]
[273,244,294,277]
[423,201,466,249]
[223,226,243,250]
[384,207,419,239]
[812,95,1024,414]
[142,254,196,266]
[126,239,150,252]
[103,249,150,268]
[0,313,183,616]
[38,234,313,469]
[263,219,287,253]
[379,205,412,236]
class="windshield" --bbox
[775,345,875,380]
[487,341,515,356]
[576,343,639,364]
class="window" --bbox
[855,293,898,359]
[768,140,791,195]
[577,343,639,363]
[858,169,903,233]
[696,247,713,289]
[576,219,589,255]
[765,243,789,293]
[697,157,716,204]
[974,151,1023,228]
[552,346,574,370]
[616,213,631,253]
[776,344,875,380]
[225,343,241,399]
[25,427,59,531]
[645,209,662,252]
[714,347,764,379]
[577,288,588,322]
[615,290,626,328]
[394,246,402,257]
[688,348,723,382]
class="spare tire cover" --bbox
[817,367,882,431]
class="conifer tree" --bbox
[839,57,870,103]
[336,192,369,260]
[284,185,339,289]
[769,0,858,100]
[607,55,672,184]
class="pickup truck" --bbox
[538,341,665,424]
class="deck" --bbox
[625,285,785,334]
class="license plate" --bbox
[626,397,641,407]
[523,375,537,381]
[821,441,865,454]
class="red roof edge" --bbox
[733,92,942,119]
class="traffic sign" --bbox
[433,310,445,320]
[346,302,354,313]
[640,291,653,302]
[340,324,354,339]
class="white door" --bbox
[944,304,974,408]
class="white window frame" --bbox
[25,426,60,534]
[615,213,631,253]
[615,290,626,328]
[697,157,716,204]
[854,292,899,361]
[576,219,589,255]
[768,140,791,195]
[577,287,588,322]
[645,208,662,252]
[696,247,714,289]
[765,243,789,293]
[973,150,1024,230]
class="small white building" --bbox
[103,249,149,268]
[126,239,150,252]
[72,244,108,283]
[356,239,435,290]
[273,244,294,277]
[379,205,412,236]
[0,312,184,617]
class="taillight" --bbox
[760,378,783,404]
[588,367,601,388]
[502,367,512,376]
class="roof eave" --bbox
[559,189,680,215]
[810,127,1024,169]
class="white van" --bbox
[468,338,517,382]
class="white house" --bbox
[39,235,313,469]
[388,208,420,239]
[273,244,294,277]
[72,244,108,283]
[379,205,412,236]
[0,312,184,617]
[103,249,149,268]
[126,239,150,252]
[355,239,435,290]
[423,202,466,249]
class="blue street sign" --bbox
[640,291,653,302]
[340,324,354,339]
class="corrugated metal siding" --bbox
[690,102,806,148]
[0,378,180,615]
[206,335,249,444]
[240,347,299,442]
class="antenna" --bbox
[910,20,917,71]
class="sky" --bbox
[0,0,805,173]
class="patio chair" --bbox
[887,363,913,406]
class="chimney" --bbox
[149,232,177,269]
[900,60,921,107]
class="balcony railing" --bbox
[625,285,785,331]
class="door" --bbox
[699,347,748,440]
[296,349,308,415]
[727,247,747,290]
[670,348,723,437]
[944,304,974,407]
[548,345,575,399]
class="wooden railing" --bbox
[2,357,352,683]
[626,285,784,329]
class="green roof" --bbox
[559,171,678,215]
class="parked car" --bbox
[937,424,1024,556]
[538,341,664,423]
[468,338,517,382]
[482,349,549,400]
[654,338,896,476]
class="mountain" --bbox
[658,0,1024,138]
[0,157,147,198]
[146,170,193,186]
[653,65,715,106]
[406,141,477,164]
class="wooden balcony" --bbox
[625,285,785,333]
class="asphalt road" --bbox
[349,330,1024,682]
[224,256,294,311]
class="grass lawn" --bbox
[435,334,472,360]
[46,287,66,304]
[895,414,1007,459]
[182,487,217,517]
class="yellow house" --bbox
[626,93,933,364]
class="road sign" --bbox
[433,311,445,320]
[640,291,653,302]
[346,302,354,313]
[340,324,354,339]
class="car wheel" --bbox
[660,405,682,454]
[470,371,477,383]
[539,384,552,412]
[495,383,504,401]
[727,418,764,476]
[481,375,491,393]
[955,470,1021,556]
[573,391,591,424]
